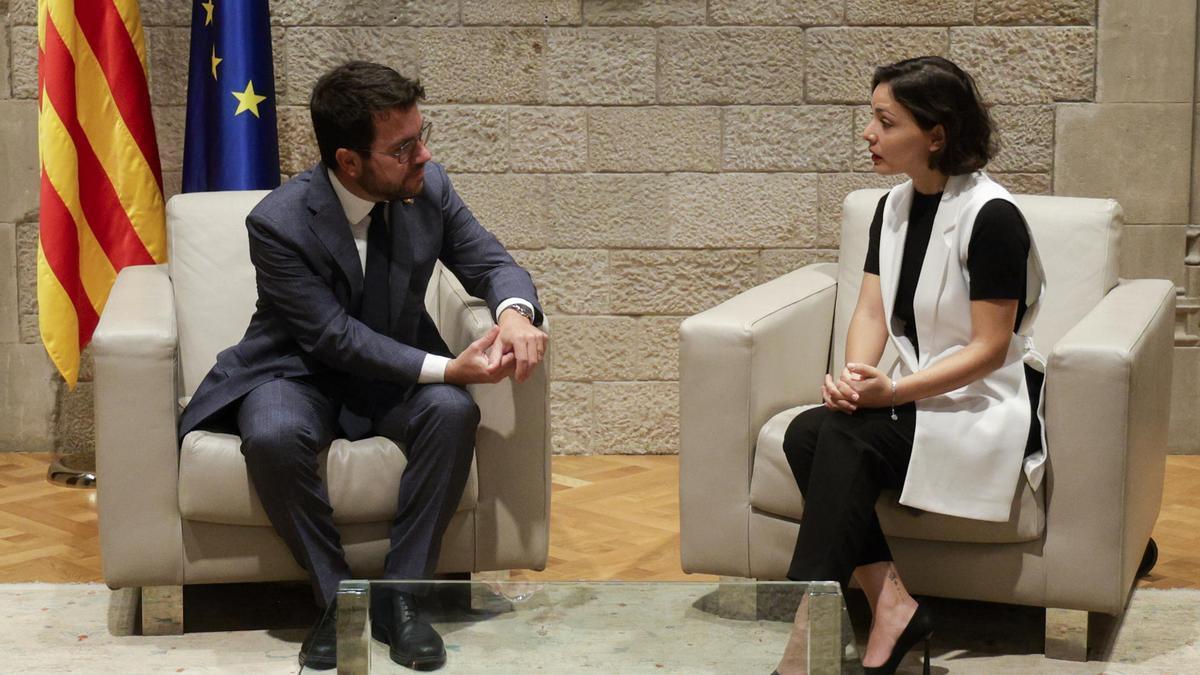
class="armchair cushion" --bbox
[752,405,1044,544]
[178,430,478,527]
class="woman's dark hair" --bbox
[871,56,995,175]
[310,61,426,168]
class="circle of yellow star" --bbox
[202,2,215,26]
[231,80,268,118]
[210,46,222,80]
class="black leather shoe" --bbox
[371,591,447,671]
[299,599,337,671]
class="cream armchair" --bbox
[92,191,550,634]
[679,189,1175,660]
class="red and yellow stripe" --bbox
[37,0,165,387]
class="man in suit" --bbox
[179,61,547,671]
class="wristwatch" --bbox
[503,303,535,323]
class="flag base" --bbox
[46,453,96,489]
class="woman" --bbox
[774,56,1046,674]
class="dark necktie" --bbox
[361,202,391,334]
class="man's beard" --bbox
[361,166,423,202]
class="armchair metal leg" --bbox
[1045,607,1088,661]
[140,585,183,636]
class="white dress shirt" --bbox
[327,170,533,383]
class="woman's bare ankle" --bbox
[873,565,915,613]
[861,567,918,666]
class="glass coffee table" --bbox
[335,579,861,673]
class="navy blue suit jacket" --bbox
[178,162,542,439]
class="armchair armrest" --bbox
[427,262,494,355]
[91,263,184,587]
[428,264,551,571]
[1043,278,1175,614]
[679,263,839,576]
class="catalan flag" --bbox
[36,0,166,388]
[182,0,280,192]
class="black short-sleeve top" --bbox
[863,189,1041,456]
[863,191,1030,354]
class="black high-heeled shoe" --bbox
[863,602,934,675]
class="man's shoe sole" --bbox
[298,651,336,671]
[389,647,446,672]
[371,622,447,671]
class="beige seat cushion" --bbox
[751,406,1044,544]
[178,430,478,526]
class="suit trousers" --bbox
[781,403,916,589]
[233,375,478,607]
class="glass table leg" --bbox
[807,581,844,673]
[336,580,371,674]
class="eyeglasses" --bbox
[357,121,433,164]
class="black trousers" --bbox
[229,375,478,607]
[781,403,916,589]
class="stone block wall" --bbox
[1,1,1197,454]
[0,0,64,454]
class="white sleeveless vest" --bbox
[879,171,1048,522]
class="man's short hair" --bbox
[872,56,996,175]
[310,61,426,168]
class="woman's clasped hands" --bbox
[821,363,894,413]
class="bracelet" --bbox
[889,377,899,421]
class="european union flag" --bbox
[182,0,280,192]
